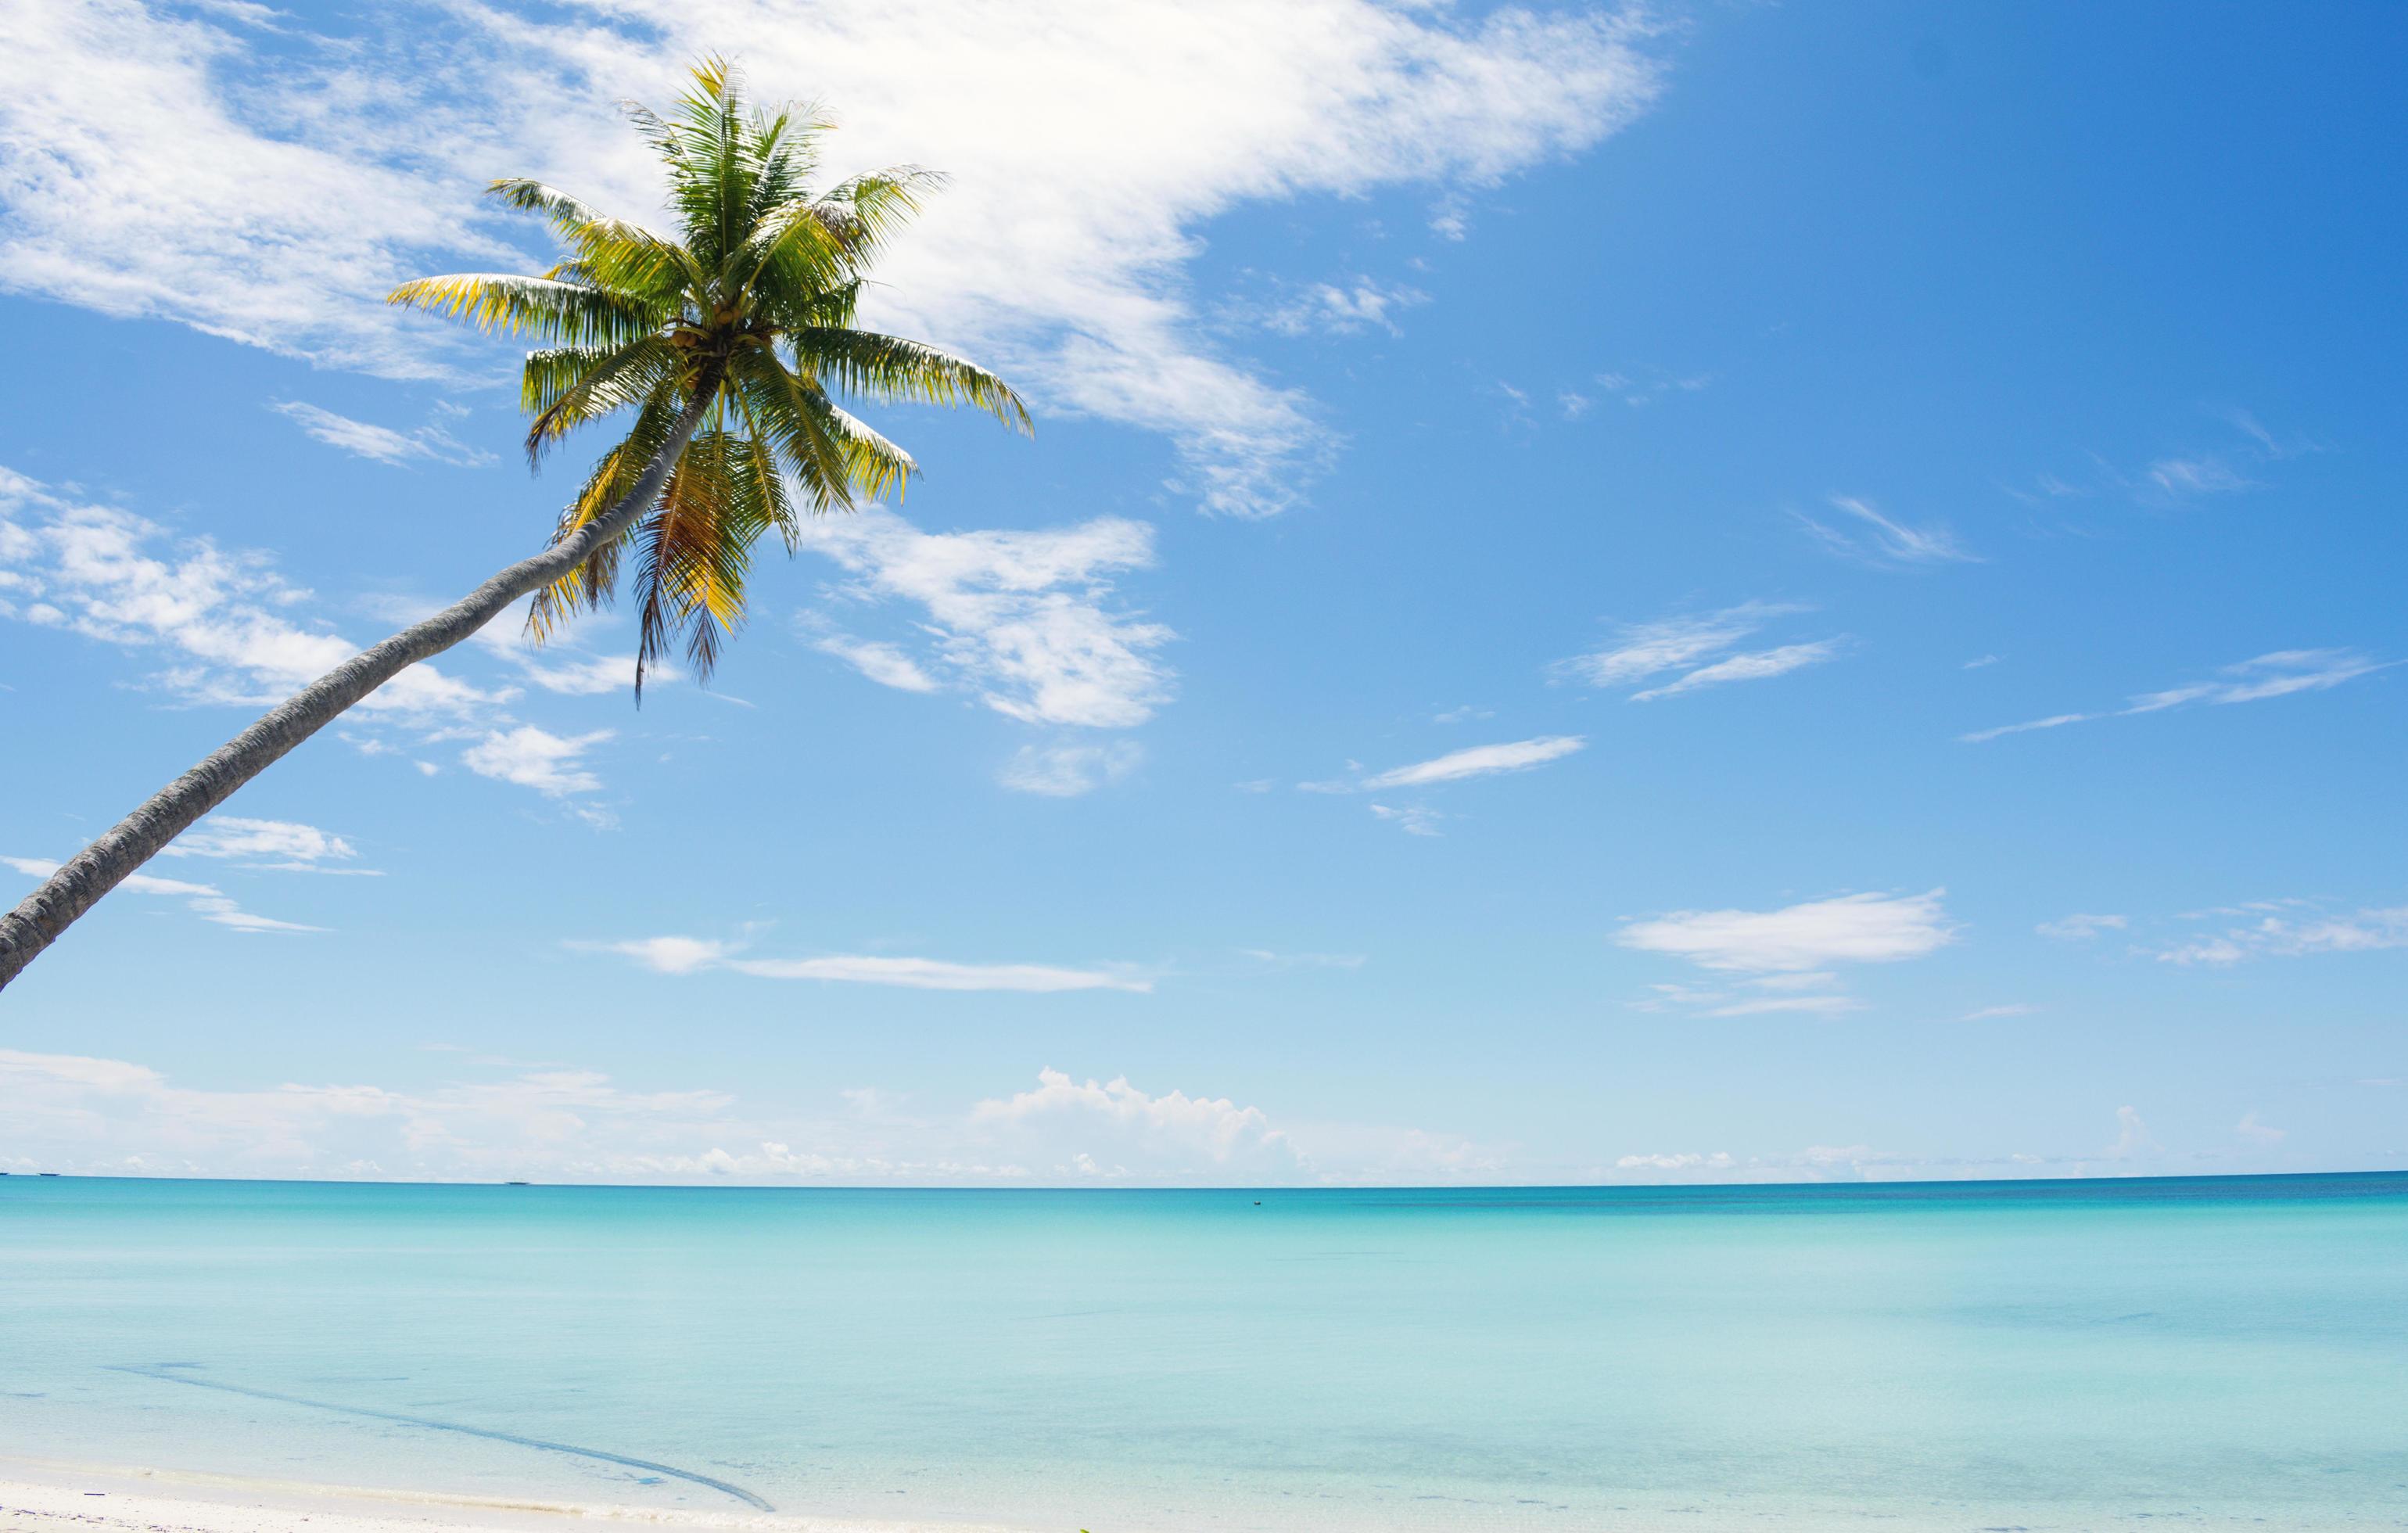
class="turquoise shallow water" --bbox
[2,1175,2404,1531]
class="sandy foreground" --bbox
[0,1464,1032,1533]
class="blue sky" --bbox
[2,0,2402,1184]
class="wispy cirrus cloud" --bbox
[1634,641,1839,701]
[2013,407,2320,516]
[1369,802,1444,836]
[2037,912,2126,941]
[1631,969,1864,1019]
[587,935,1153,993]
[271,401,493,467]
[0,0,1664,516]
[1962,649,2390,743]
[1359,735,1584,789]
[1256,275,1429,338]
[998,740,1144,797]
[1298,736,1581,833]
[1961,1003,2037,1021]
[1795,495,1978,567]
[2144,455,2255,499]
[1553,601,1841,702]
[3,855,320,934]
[804,627,941,695]
[2153,904,2408,966]
[0,466,505,719]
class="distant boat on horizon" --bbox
[504,1180,532,1187]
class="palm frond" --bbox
[727,344,856,514]
[386,274,659,344]
[526,390,683,644]
[520,336,684,466]
[797,327,1033,433]
[824,403,920,503]
[398,57,1031,701]
[627,431,770,695]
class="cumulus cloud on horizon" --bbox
[0,1049,1488,1187]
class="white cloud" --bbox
[506,651,641,696]
[163,815,361,871]
[2153,904,2408,965]
[1555,601,1840,701]
[1961,1003,2037,1021]
[1260,276,1428,337]
[589,936,1151,993]
[1631,640,1839,702]
[1369,802,1444,836]
[271,401,493,467]
[460,726,611,796]
[1582,365,1715,411]
[2235,1111,2286,1145]
[1,1049,1490,1186]
[729,956,1146,992]
[2146,455,2254,498]
[1630,970,1864,1019]
[594,935,734,975]
[1557,602,1791,687]
[803,509,1172,728]
[0,467,506,717]
[1359,734,1584,788]
[1964,649,2391,743]
[1796,495,1977,566]
[2037,912,2126,941]
[998,740,1143,797]
[0,0,1664,515]
[2126,649,2389,711]
[1960,711,2091,743]
[1615,1151,1734,1172]
[806,629,940,694]
[971,1068,1298,1171]
[1617,889,1956,974]
[1236,948,1366,971]
[0,1047,744,1180]
[2107,1105,2158,1160]
[1599,1144,1920,1183]
[1706,992,1861,1018]
[4,854,320,934]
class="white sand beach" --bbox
[0,1465,1028,1533]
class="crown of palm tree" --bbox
[390,58,1030,695]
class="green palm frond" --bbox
[520,336,684,466]
[727,343,856,515]
[799,328,1032,433]
[388,274,661,345]
[391,56,1030,695]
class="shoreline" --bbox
[0,1463,1030,1533]
[8,1458,2399,1533]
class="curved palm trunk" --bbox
[0,385,719,997]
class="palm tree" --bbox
[0,59,1029,994]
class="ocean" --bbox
[2,1174,2403,1531]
